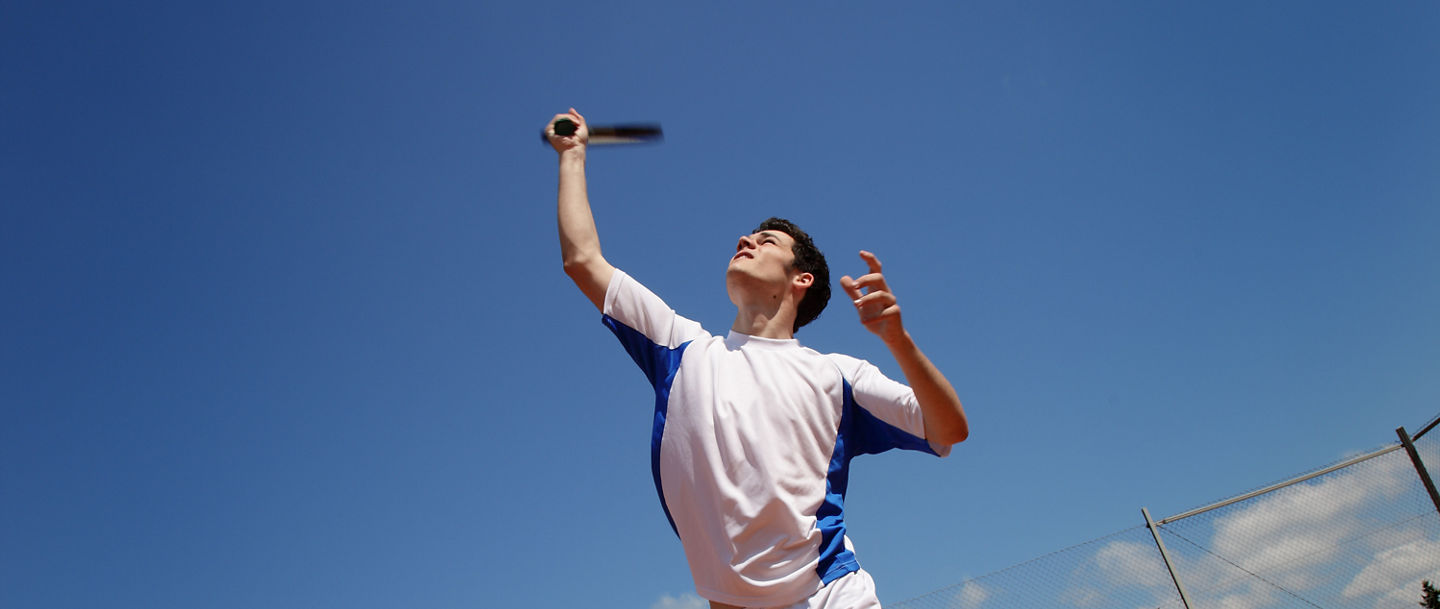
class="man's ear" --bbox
[792,272,814,289]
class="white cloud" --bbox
[1040,446,1436,609]
[1212,586,1278,609]
[650,593,707,609]
[1061,540,1177,609]
[951,580,990,609]
[1057,584,1106,609]
[1094,541,1164,586]
[1210,462,1403,582]
[1175,453,1428,609]
[1343,538,1440,609]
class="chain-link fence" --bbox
[894,417,1440,609]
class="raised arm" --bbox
[840,251,969,445]
[546,108,614,311]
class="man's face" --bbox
[727,230,801,290]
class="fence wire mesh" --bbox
[892,425,1440,609]
[892,526,1186,609]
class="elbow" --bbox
[562,252,601,279]
[561,254,612,312]
[562,257,587,279]
[951,425,970,444]
[934,410,969,445]
[951,411,970,444]
[936,425,969,446]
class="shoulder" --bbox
[821,352,906,395]
[603,268,655,314]
[604,269,711,348]
[821,351,870,374]
[605,269,672,311]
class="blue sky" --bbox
[3,2,1437,608]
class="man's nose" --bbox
[737,235,756,250]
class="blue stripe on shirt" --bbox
[817,379,936,583]
[602,314,689,537]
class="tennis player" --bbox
[546,108,968,609]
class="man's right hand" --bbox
[545,108,589,154]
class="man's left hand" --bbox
[840,250,906,343]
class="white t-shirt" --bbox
[602,270,949,608]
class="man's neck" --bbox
[731,305,795,339]
[727,276,800,339]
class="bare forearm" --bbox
[556,149,612,309]
[558,150,598,265]
[884,331,969,445]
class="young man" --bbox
[547,108,968,609]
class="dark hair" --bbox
[753,217,830,333]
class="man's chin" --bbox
[726,264,759,281]
[725,265,752,289]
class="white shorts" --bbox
[714,570,883,609]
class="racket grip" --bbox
[541,117,577,143]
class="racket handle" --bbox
[552,117,577,136]
[541,117,577,142]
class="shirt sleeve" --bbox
[601,270,711,388]
[831,353,952,458]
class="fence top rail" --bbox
[1158,443,1403,524]
[1416,414,1440,441]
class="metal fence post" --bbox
[1397,426,1440,514]
[1142,507,1195,609]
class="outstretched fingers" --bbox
[841,250,904,335]
[844,251,892,301]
